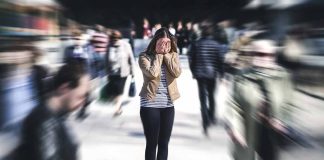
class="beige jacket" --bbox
[139,52,181,102]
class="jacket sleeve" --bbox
[127,43,136,76]
[35,121,60,160]
[63,47,71,63]
[139,53,163,79]
[105,47,109,74]
[217,45,227,79]
[163,52,182,78]
[187,43,195,72]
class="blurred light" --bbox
[245,0,307,9]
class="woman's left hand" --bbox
[156,38,171,54]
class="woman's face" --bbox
[155,37,171,54]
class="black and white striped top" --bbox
[140,64,174,108]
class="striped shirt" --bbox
[91,32,108,53]
[140,64,174,108]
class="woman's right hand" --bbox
[155,38,171,54]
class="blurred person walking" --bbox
[143,18,152,39]
[176,21,186,55]
[188,20,225,135]
[139,27,181,160]
[90,24,109,78]
[168,23,176,36]
[219,20,238,45]
[106,30,135,117]
[152,23,162,36]
[225,39,295,160]
[11,63,91,160]
[176,21,193,55]
[64,31,97,120]
[183,22,194,51]
[30,47,51,102]
[190,23,200,42]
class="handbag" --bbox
[128,76,136,97]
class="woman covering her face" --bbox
[138,27,181,160]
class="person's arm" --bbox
[217,44,227,79]
[163,52,181,78]
[225,80,248,147]
[138,53,163,79]
[187,43,195,72]
[127,43,136,76]
[226,97,247,147]
[105,47,110,75]
[63,47,72,63]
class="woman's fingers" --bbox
[156,39,171,54]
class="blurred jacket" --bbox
[12,104,78,160]
[138,52,181,101]
[188,36,225,79]
[225,67,294,160]
[106,40,135,77]
[90,32,108,54]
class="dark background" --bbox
[56,0,324,38]
[56,0,251,27]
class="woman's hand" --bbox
[156,38,171,54]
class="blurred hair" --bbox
[71,30,83,37]
[145,27,177,56]
[53,63,88,90]
[200,20,229,44]
[95,24,106,32]
[200,20,214,37]
[110,30,123,41]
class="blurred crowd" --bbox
[1,0,324,160]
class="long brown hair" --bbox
[145,27,177,56]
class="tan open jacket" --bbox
[138,52,181,102]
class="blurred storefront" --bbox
[0,0,61,130]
